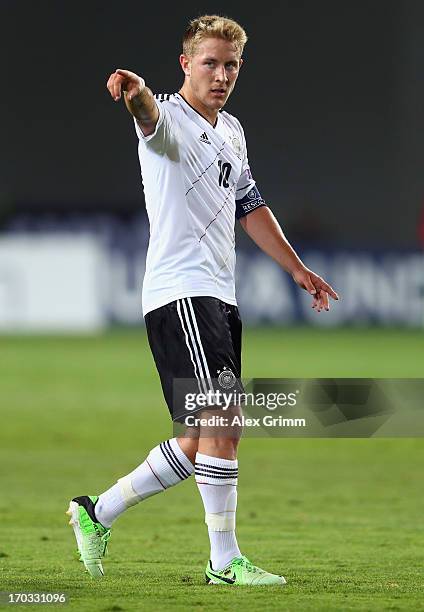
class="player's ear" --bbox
[239,57,244,69]
[179,54,191,77]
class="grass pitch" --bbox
[1,327,424,611]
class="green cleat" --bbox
[66,495,111,578]
[205,555,286,586]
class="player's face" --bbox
[181,37,242,113]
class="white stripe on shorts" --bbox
[186,298,213,387]
[177,298,214,396]
[176,299,205,395]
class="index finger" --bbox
[115,68,138,80]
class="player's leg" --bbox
[196,406,242,571]
[181,298,285,585]
[67,433,197,578]
[67,299,201,578]
[95,432,198,528]
[197,409,285,585]
[176,431,199,464]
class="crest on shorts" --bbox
[217,367,236,389]
[230,136,242,159]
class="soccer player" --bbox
[67,14,338,586]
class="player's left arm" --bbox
[239,207,339,312]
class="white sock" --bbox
[95,438,193,528]
[195,452,241,570]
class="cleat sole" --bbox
[67,501,82,554]
[66,500,104,579]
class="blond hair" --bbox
[182,14,247,58]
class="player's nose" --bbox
[214,66,227,83]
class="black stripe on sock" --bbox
[195,471,238,480]
[195,462,238,473]
[195,469,238,478]
[160,443,186,480]
[195,467,238,476]
[165,440,191,479]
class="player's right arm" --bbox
[106,69,159,137]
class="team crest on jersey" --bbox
[230,136,242,159]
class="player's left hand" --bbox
[292,266,339,313]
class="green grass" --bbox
[1,328,424,611]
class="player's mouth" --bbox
[210,88,226,97]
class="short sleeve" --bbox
[133,100,173,144]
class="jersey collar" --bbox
[175,93,219,129]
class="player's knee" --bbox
[197,436,239,461]
[196,406,242,458]
[176,432,199,464]
[208,436,240,455]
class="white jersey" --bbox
[134,92,265,315]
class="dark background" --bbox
[2,0,423,247]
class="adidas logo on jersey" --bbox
[199,132,211,144]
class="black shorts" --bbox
[145,296,243,423]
